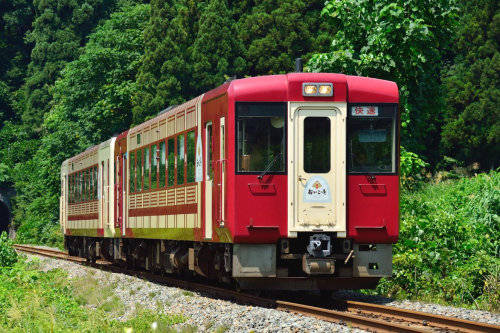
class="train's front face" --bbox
[231,73,399,289]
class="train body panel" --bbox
[60,73,400,290]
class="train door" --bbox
[60,173,67,232]
[121,152,127,235]
[115,136,127,235]
[293,107,340,230]
[204,122,213,239]
[218,117,225,225]
[204,117,225,239]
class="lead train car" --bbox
[60,73,399,290]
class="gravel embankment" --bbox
[23,249,499,330]
[24,253,364,332]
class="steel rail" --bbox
[335,299,500,333]
[14,244,500,333]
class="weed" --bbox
[182,291,194,297]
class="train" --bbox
[60,72,399,290]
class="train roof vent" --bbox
[158,105,178,116]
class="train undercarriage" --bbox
[64,234,390,290]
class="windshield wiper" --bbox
[258,152,283,180]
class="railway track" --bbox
[14,244,500,333]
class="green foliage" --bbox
[441,0,500,169]
[22,0,118,130]
[376,171,500,310]
[237,0,330,75]
[13,1,150,246]
[400,147,428,188]
[133,0,330,123]
[0,232,17,268]
[0,258,185,330]
[192,0,245,91]
[308,0,458,163]
[133,0,203,123]
[0,0,33,89]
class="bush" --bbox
[0,232,17,267]
[400,147,428,189]
[375,171,500,311]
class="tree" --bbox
[0,0,34,89]
[13,2,149,245]
[237,0,330,75]
[441,0,499,169]
[22,0,118,131]
[308,0,458,163]
[133,0,203,124]
[191,0,245,93]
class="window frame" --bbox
[234,102,287,175]
[347,103,399,175]
[128,129,198,194]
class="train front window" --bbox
[304,117,331,173]
[236,102,286,173]
[348,109,397,173]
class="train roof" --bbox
[204,73,399,104]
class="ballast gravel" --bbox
[24,253,363,332]
[24,251,499,331]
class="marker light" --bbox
[303,84,317,95]
[318,84,333,96]
[302,83,333,97]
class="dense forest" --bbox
[0,0,498,243]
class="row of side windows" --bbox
[129,130,196,193]
[68,165,98,204]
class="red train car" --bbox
[60,73,399,290]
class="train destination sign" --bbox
[351,106,378,116]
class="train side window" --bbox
[69,175,73,203]
[76,172,79,203]
[144,147,150,191]
[236,103,286,173]
[151,144,158,189]
[88,169,91,201]
[206,123,213,180]
[159,141,166,188]
[93,166,98,200]
[167,138,175,187]
[137,149,143,191]
[79,171,83,202]
[177,134,185,185]
[304,117,331,173]
[129,151,135,193]
[186,131,195,183]
[68,175,72,203]
[89,167,93,200]
[83,169,88,202]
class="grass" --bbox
[0,256,187,332]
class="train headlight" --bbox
[302,83,333,97]
[318,84,333,96]
[303,84,317,95]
